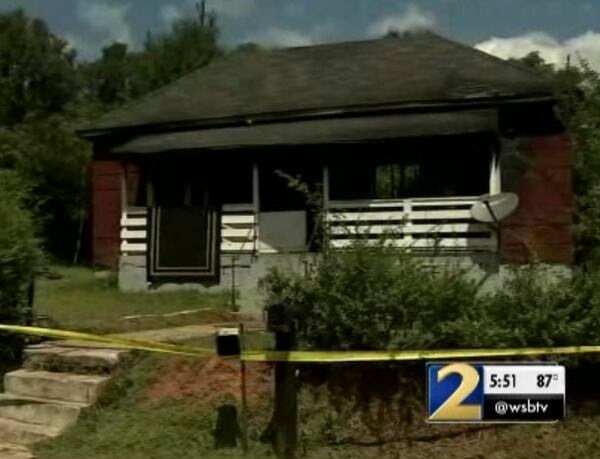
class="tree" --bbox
[80,5,221,106]
[0,117,91,260]
[129,6,220,97]
[0,9,77,124]
[0,6,221,263]
[81,42,131,106]
[0,170,42,363]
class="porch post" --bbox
[253,163,260,252]
[404,199,413,249]
[489,147,502,252]
[489,149,502,195]
[322,164,330,210]
[146,174,155,206]
[120,163,127,224]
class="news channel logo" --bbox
[427,362,565,423]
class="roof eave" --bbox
[77,93,557,140]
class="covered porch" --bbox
[118,131,503,290]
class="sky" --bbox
[4,0,600,68]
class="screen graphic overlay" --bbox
[427,363,565,423]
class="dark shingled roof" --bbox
[112,110,498,153]
[81,32,555,136]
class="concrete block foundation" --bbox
[118,251,572,313]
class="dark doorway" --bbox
[258,160,323,251]
[147,158,221,283]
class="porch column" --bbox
[252,163,260,252]
[322,164,330,210]
[489,148,502,253]
[489,149,502,195]
[120,163,127,224]
[146,174,155,206]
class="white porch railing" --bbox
[326,197,496,251]
[120,207,147,255]
[221,204,257,253]
[120,205,257,256]
[120,197,496,257]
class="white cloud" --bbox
[242,23,339,48]
[564,31,600,69]
[244,27,315,48]
[78,2,134,47]
[63,33,98,61]
[476,31,600,70]
[160,4,183,25]
[367,4,436,37]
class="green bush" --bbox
[261,241,600,437]
[262,246,483,351]
[261,242,485,436]
[0,170,42,362]
[261,246,599,352]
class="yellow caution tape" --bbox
[240,346,600,362]
[0,324,213,357]
[1,323,600,363]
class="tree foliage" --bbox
[81,7,220,106]
[0,170,42,362]
[0,117,91,259]
[130,11,220,97]
[0,6,221,262]
[0,9,77,125]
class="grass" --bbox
[29,266,600,458]
[34,354,274,459]
[33,352,600,459]
[33,265,233,334]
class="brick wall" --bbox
[499,134,574,264]
[91,159,122,268]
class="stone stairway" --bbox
[0,343,128,446]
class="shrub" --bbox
[261,240,600,439]
[260,242,485,437]
[0,170,42,362]
[262,246,483,352]
[262,247,599,352]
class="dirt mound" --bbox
[145,356,272,408]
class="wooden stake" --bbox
[239,323,249,454]
[273,324,298,459]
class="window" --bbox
[329,135,493,200]
[375,163,420,199]
[148,159,253,207]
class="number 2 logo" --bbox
[429,363,482,421]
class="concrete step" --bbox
[0,394,88,429]
[5,370,111,404]
[24,344,128,374]
[0,442,32,459]
[0,417,62,445]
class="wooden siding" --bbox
[499,134,574,263]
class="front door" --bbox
[147,162,220,284]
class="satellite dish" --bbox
[470,193,519,223]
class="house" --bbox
[79,32,573,310]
